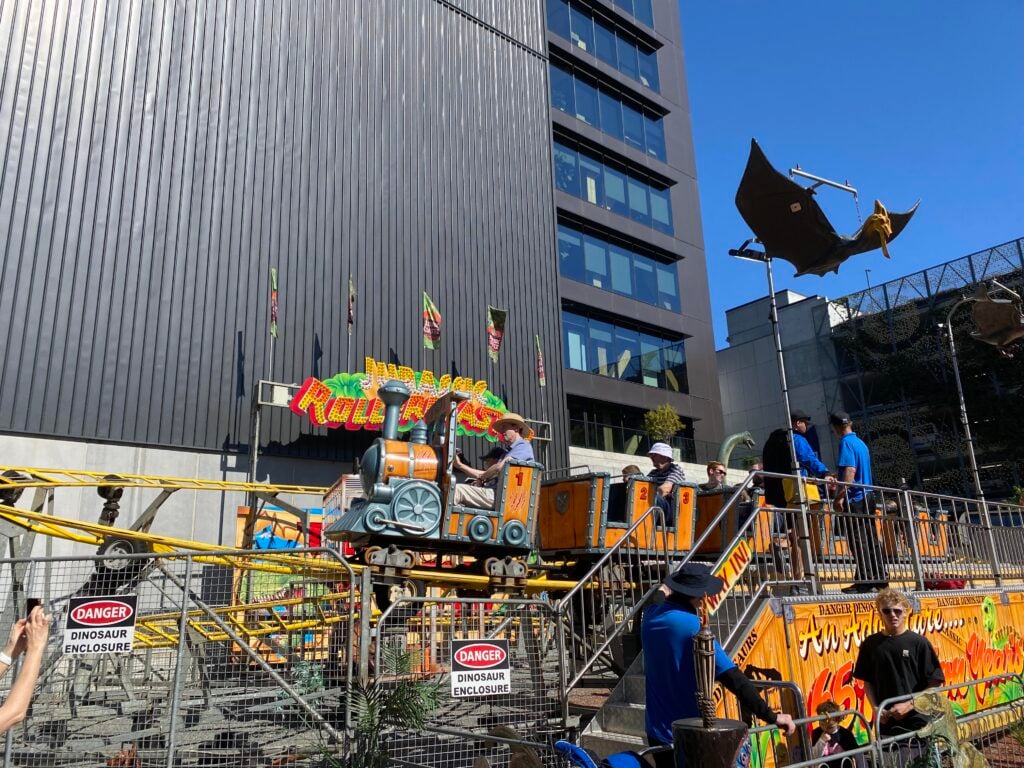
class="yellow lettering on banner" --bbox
[438,374,452,392]
[397,366,415,385]
[419,371,436,393]
[326,397,355,425]
[707,537,753,616]
[473,380,488,398]
[364,357,378,384]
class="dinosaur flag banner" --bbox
[289,356,516,442]
[728,591,1024,764]
[486,306,507,363]
[269,267,279,338]
[535,334,546,387]
[423,292,441,349]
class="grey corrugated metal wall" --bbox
[0,0,568,467]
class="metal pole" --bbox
[165,556,194,768]
[765,257,817,593]
[942,300,984,501]
[899,490,926,591]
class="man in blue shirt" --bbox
[452,412,534,508]
[643,563,794,768]
[831,412,889,594]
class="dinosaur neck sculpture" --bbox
[717,431,756,467]
[912,691,990,768]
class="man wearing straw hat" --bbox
[643,563,795,768]
[452,412,534,509]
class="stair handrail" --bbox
[553,504,668,700]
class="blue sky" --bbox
[677,2,1024,348]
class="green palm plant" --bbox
[347,645,442,768]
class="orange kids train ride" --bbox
[323,380,712,589]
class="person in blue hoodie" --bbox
[642,563,795,768]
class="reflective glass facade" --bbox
[562,309,688,393]
[550,63,666,161]
[612,0,654,28]
[558,223,679,310]
[553,140,673,234]
[547,0,660,92]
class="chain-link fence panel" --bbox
[0,547,359,767]
[370,596,571,767]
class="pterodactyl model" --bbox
[735,139,919,277]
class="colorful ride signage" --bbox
[289,357,511,442]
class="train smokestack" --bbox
[377,380,410,440]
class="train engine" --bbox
[324,380,543,587]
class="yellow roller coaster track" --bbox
[0,467,580,593]
[0,466,328,495]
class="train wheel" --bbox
[373,578,426,614]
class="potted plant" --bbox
[643,404,683,450]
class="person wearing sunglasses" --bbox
[852,589,943,742]
[698,461,729,492]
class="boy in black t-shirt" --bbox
[852,589,944,737]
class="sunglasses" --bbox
[880,607,905,616]
[713,469,726,475]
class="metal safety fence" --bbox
[735,673,1024,768]
[0,547,361,767]
[369,595,571,768]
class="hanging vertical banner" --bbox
[423,292,442,349]
[269,268,279,338]
[347,275,356,335]
[486,306,507,363]
[535,334,546,387]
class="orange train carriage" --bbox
[323,379,714,589]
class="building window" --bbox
[567,396,695,459]
[550,63,667,162]
[558,222,680,310]
[611,0,654,29]
[548,0,661,93]
[553,140,674,236]
[562,308,688,392]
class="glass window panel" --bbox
[603,166,628,217]
[638,47,660,91]
[599,90,623,140]
[588,320,615,377]
[644,114,666,160]
[569,6,594,52]
[574,77,600,127]
[579,155,604,207]
[583,235,608,288]
[614,0,634,14]
[577,76,598,126]
[634,0,654,27]
[594,20,617,68]
[557,225,584,283]
[553,143,579,196]
[622,103,644,151]
[550,65,575,114]
[608,245,632,296]
[633,258,657,305]
[615,327,641,383]
[627,177,651,226]
[656,261,680,311]
[663,341,688,393]
[640,333,663,387]
[547,0,571,40]
[562,311,588,371]
[650,186,673,234]
[616,35,639,80]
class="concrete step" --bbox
[599,701,646,737]
[580,730,647,759]
[623,674,645,704]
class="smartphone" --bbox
[25,598,41,615]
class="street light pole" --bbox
[940,299,984,501]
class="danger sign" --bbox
[450,639,511,698]
[63,595,138,655]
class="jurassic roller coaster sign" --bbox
[290,357,511,441]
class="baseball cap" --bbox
[829,411,852,426]
[790,409,813,422]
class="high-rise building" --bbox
[0,1,723,542]
[545,0,724,467]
